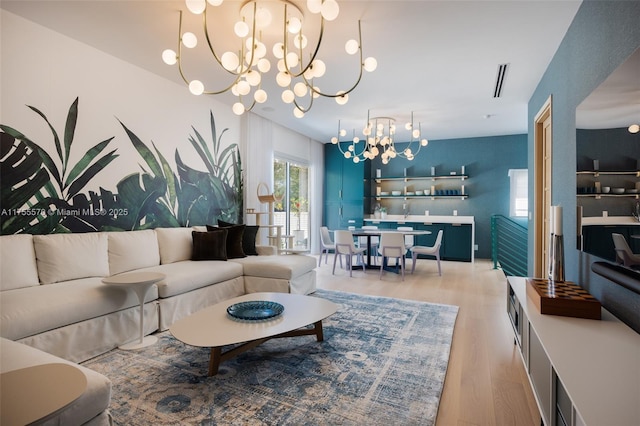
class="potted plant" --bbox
[380,206,387,219]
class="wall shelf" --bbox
[576,170,639,177]
[577,194,639,199]
[371,195,469,200]
[373,174,468,183]
[371,169,470,209]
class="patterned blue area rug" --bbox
[82,290,458,425]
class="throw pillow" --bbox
[207,224,246,259]
[191,229,228,261]
[217,220,259,256]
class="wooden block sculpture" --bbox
[526,278,601,320]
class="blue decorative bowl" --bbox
[227,301,284,321]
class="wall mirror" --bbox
[576,47,640,260]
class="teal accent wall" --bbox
[528,1,640,331]
[356,133,528,259]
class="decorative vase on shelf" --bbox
[380,208,387,219]
[373,204,381,219]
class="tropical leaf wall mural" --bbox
[0,98,243,235]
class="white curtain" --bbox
[242,112,323,252]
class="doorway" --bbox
[533,96,552,278]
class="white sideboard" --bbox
[507,276,640,426]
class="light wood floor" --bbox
[314,255,541,426]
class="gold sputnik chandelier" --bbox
[162,0,377,117]
[331,111,429,164]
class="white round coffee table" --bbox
[170,292,338,376]
[102,271,165,350]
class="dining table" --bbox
[347,228,432,271]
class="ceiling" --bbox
[1,0,586,143]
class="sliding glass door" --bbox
[274,158,310,249]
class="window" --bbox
[274,158,310,248]
[508,169,528,217]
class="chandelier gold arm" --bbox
[296,20,364,112]
[290,20,364,113]
[200,5,254,95]
[174,10,245,96]
[305,20,365,100]
[281,3,324,79]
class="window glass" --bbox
[274,158,310,248]
[509,169,528,217]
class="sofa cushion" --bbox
[0,337,111,426]
[217,220,259,256]
[230,254,317,280]
[155,227,193,264]
[33,233,109,284]
[192,229,228,261]
[208,224,246,259]
[0,234,40,291]
[0,276,157,341]
[108,230,160,275]
[143,260,244,298]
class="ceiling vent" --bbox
[493,63,509,98]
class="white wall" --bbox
[1,11,241,194]
[1,10,324,252]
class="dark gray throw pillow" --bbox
[216,220,260,256]
[207,223,247,259]
[191,229,227,261]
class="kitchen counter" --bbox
[581,216,640,226]
[364,215,475,262]
[364,214,474,224]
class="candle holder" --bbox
[549,233,565,282]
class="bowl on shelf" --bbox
[626,189,639,194]
[380,191,390,196]
[415,190,424,196]
[611,188,625,194]
[601,186,611,194]
[424,190,430,196]
[406,191,415,196]
[391,190,402,196]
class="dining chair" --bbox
[359,225,379,265]
[611,233,640,268]
[333,230,367,277]
[319,226,341,267]
[396,226,414,252]
[377,232,407,280]
[410,229,444,275]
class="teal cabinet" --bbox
[442,224,472,261]
[583,225,639,262]
[323,144,364,229]
[370,221,472,262]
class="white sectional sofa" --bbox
[0,226,317,425]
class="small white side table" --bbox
[102,271,165,350]
[1,363,86,425]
